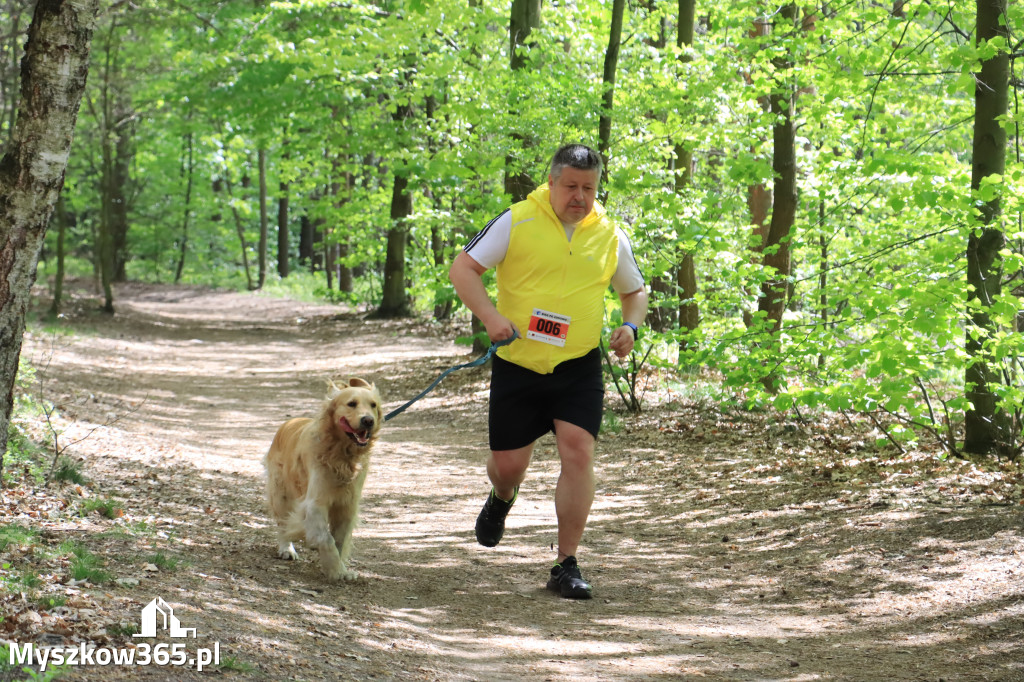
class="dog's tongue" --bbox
[339,417,369,445]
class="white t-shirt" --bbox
[464,209,646,294]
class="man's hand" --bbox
[608,325,635,358]
[611,288,648,358]
[482,313,519,344]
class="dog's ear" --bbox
[325,379,345,398]
[348,377,373,390]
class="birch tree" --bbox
[0,0,101,474]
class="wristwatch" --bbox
[623,322,638,340]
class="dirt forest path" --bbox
[10,281,1024,681]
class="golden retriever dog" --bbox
[264,377,383,581]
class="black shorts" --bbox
[488,348,604,451]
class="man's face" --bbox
[548,166,600,225]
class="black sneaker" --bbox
[546,556,593,599]
[475,486,517,547]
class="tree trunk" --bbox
[0,4,28,150]
[310,216,324,272]
[89,214,100,291]
[0,0,100,478]
[818,203,827,370]
[675,0,699,348]
[964,0,1010,455]
[110,100,132,282]
[756,4,798,338]
[597,0,625,186]
[504,0,541,202]
[752,4,800,393]
[646,277,673,332]
[98,130,116,311]
[299,214,314,269]
[48,195,69,318]
[329,156,352,293]
[746,12,773,252]
[742,14,773,330]
[337,171,353,294]
[257,147,268,289]
[277,187,289,278]
[647,0,690,336]
[89,15,133,287]
[677,253,698,330]
[337,242,352,293]
[378,95,414,317]
[425,93,453,321]
[324,238,334,291]
[224,172,254,291]
[277,141,289,278]
[174,130,194,284]
[379,160,413,317]
[428,190,454,321]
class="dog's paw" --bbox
[276,543,298,561]
[324,565,359,582]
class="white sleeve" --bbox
[462,209,511,269]
[611,227,645,294]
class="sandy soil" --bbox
[5,280,1024,681]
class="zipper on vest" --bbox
[560,230,572,302]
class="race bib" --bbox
[527,308,571,347]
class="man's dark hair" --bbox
[549,144,602,183]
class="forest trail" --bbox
[9,281,1024,681]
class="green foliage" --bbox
[0,525,57,617]
[16,0,1024,453]
[50,457,88,485]
[106,622,140,637]
[217,656,257,673]
[3,424,48,487]
[36,594,68,610]
[6,356,53,487]
[0,562,41,596]
[146,551,184,571]
[260,271,335,303]
[602,410,623,435]
[64,542,111,585]
[8,656,68,682]
[0,524,39,553]
[78,497,124,521]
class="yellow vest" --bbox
[495,185,619,374]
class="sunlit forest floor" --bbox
[3,280,1023,681]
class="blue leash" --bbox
[383,331,518,422]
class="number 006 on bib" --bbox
[527,308,572,347]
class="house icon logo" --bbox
[133,597,197,638]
